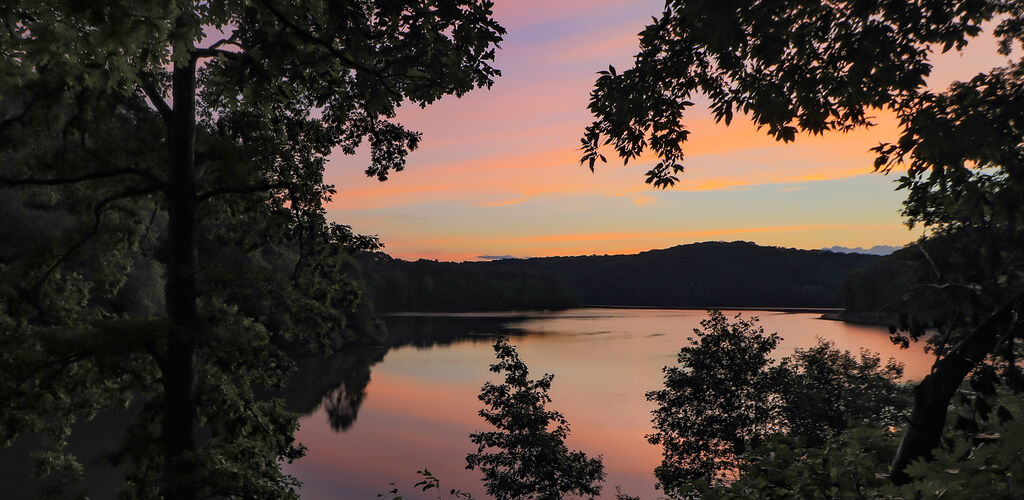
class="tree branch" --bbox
[254,0,402,98]
[193,47,241,60]
[0,168,170,190]
[204,37,241,51]
[138,78,172,121]
[915,242,942,282]
[879,282,984,315]
[31,185,163,296]
[196,180,294,201]
[890,293,1024,483]
[0,91,51,131]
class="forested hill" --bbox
[356,241,881,312]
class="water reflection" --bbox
[383,313,532,348]
[287,314,535,433]
[285,346,386,432]
[287,308,936,500]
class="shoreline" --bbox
[578,304,844,314]
[386,305,848,316]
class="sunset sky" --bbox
[324,0,1013,262]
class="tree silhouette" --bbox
[648,312,910,497]
[1,1,504,497]
[467,338,605,500]
[646,311,784,492]
[582,0,1024,481]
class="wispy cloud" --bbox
[507,224,902,245]
[479,196,531,207]
[631,195,657,206]
[322,1,956,261]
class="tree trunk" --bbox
[162,41,199,500]
[890,296,1022,483]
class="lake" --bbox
[285,308,935,499]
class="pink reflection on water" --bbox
[287,309,934,499]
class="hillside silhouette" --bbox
[358,241,880,312]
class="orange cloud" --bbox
[509,224,900,245]
[631,195,657,206]
[479,196,531,207]
[330,106,905,212]
[376,223,919,261]
[320,0,953,263]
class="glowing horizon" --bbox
[323,1,1013,262]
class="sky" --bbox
[323,0,1014,262]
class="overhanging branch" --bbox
[0,91,50,131]
[255,0,402,98]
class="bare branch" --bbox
[0,91,51,131]
[879,282,984,317]
[915,242,942,282]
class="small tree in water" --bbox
[467,338,605,499]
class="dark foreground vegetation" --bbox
[384,312,1021,499]
[0,0,504,498]
[580,0,1024,491]
[358,242,878,312]
[2,0,1024,499]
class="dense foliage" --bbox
[0,0,504,497]
[583,0,1024,482]
[0,91,393,498]
[646,311,785,489]
[466,339,605,500]
[697,391,1024,499]
[648,311,909,496]
[580,0,1006,187]
[780,340,909,447]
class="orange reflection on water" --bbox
[288,309,935,499]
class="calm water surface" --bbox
[285,308,935,499]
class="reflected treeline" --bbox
[286,314,530,431]
[383,314,530,348]
[283,347,387,431]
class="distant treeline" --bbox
[355,253,578,311]
[357,241,881,312]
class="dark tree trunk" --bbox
[890,296,1022,483]
[162,42,199,499]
